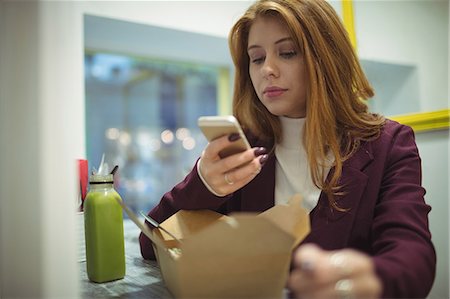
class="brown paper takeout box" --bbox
[120,194,310,299]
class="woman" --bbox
[140,0,436,298]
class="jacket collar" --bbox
[315,141,375,218]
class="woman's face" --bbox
[247,16,307,118]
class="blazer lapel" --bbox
[305,142,374,249]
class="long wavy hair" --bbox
[228,0,385,210]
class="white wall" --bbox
[354,0,449,112]
[0,1,83,297]
[82,1,253,38]
[1,1,448,298]
[416,130,449,299]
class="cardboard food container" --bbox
[150,195,310,299]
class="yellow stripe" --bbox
[217,67,231,115]
[390,109,450,133]
[342,0,357,50]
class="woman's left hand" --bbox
[288,244,382,299]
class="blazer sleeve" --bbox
[139,159,232,260]
[372,124,436,298]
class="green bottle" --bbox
[84,173,125,282]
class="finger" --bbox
[349,271,382,299]
[328,249,376,278]
[289,244,325,294]
[295,247,360,281]
[327,250,381,299]
[220,147,266,174]
[292,243,323,270]
[223,153,265,184]
[289,245,356,295]
[218,148,256,171]
[202,133,242,161]
[200,143,268,196]
[298,272,381,299]
[290,248,381,299]
[199,143,255,186]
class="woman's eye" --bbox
[251,56,265,64]
[280,51,297,59]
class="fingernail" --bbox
[254,147,267,157]
[259,154,268,165]
[228,133,241,142]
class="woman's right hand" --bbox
[198,133,268,196]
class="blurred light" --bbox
[136,131,151,146]
[149,139,161,151]
[182,137,196,150]
[176,127,190,140]
[161,129,174,144]
[105,127,120,140]
[119,131,131,146]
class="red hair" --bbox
[229,0,385,209]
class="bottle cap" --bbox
[89,174,114,184]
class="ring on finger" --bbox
[330,252,352,276]
[253,166,262,175]
[335,279,353,299]
[224,173,234,185]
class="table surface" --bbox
[79,219,174,299]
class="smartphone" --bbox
[198,115,251,158]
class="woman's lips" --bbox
[263,87,287,98]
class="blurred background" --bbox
[83,13,235,214]
[84,50,218,212]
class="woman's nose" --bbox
[261,56,279,79]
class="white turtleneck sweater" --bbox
[275,117,331,212]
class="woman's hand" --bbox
[288,244,382,299]
[198,133,268,196]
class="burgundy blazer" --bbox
[139,119,436,298]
